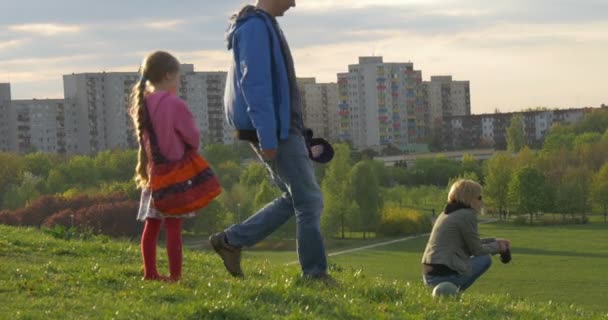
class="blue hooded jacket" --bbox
[224,6,291,150]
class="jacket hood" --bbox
[226,5,259,50]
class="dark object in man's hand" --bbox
[500,249,511,264]
[304,129,334,163]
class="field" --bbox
[246,219,608,313]
[1,221,607,319]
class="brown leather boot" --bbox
[209,232,244,277]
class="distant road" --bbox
[286,218,499,265]
[376,149,496,167]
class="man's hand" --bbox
[249,143,278,160]
[497,239,511,253]
[261,148,277,160]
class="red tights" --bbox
[141,218,183,281]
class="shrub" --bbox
[12,193,128,227]
[44,200,141,238]
[0,210,19,225]
[377,205,432,237]
[513,215,528,225]
[13,195,66,227]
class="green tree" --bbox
[513,146,536,170]
[447,171,480,188]
[221,183,254,225]
[573,132,602,149]
[536,148,572,186]
[192,199,228,235]
[65,156,99,188]
[99,181,139,200]
[2,172,42,210]
[507,114,526,153]
[591,163,608,222]
[508,166,548,224]
[461,154,483,182]
[543,124,576,152]
[349,161,381,239]
[321,144,352,238]
[555,167,593,221]
[202,144,240,168]
[573,108,608,134]
[46,167,70,194]
[407,156,462,186]
[369,160,391,187]
[240,163,267,187]
[24,152,61,179]
[215,161,241,190]
[254,180,280,211]
[94,150,137,182]
[483,152,514,220]
[0,153,25,209]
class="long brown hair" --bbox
[130,51,180,188]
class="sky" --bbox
[0,0,607,113]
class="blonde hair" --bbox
[447,179,483,209]
[129,51,180,189]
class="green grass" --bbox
[248,220,608,314]
[1,225,606,319]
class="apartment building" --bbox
[444,108,592,150]
[297,78,339,142]
[337,56,429,152]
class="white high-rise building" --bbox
[5,99,67,153]
[337,57,429,152]
[203,71,233,146]
[424,76,471,129]
[63,72,139,154]
[179,66,233,146]
[297,78,339,142]
[61,65,233,155]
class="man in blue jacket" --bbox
[209,0,329,281]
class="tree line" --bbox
[1,108,607,237]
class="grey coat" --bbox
[421,208,500,275]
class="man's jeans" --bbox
[225,134,327,276]
[423,255,492,292]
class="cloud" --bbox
[290,21,608,112]
[1,0,606,110]
[172,50,230,71]
[144,20,186,30]
[0,39,25,51]
[298,0,439,10]
[8,23,82,36]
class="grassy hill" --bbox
[0,225,605,319]
[245,219,608,314]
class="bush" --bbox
[13,195,66,227]
[44,201,141,238]
[77,201,141,237]
[377,205,432,237]
[0,210,19,225]
[513,215,528,225]
[2,193,133,231]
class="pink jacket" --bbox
[144,91,200,161]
